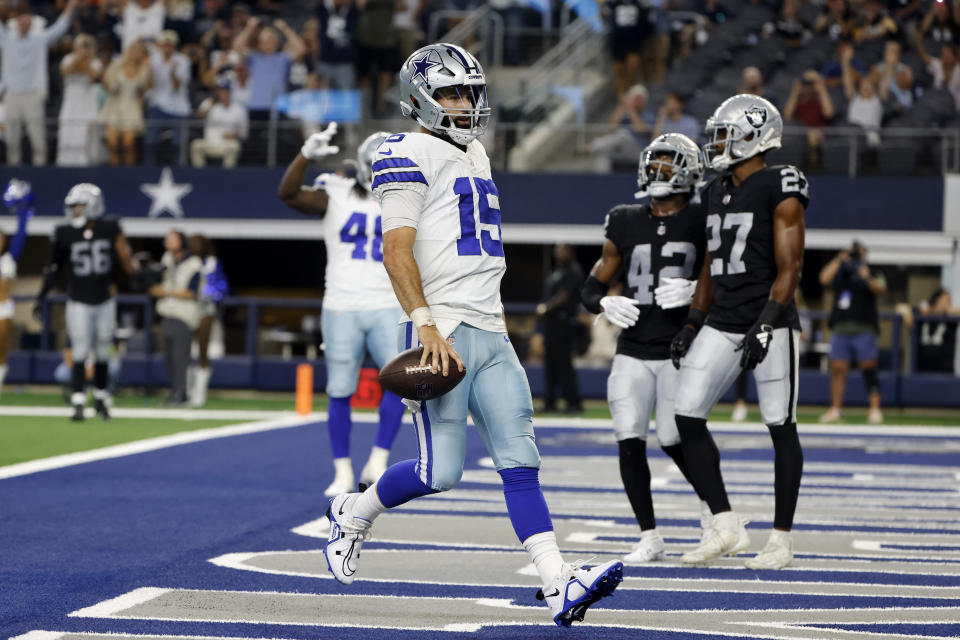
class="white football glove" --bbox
[300,122,340,160]
[600,295,641,329]
[654,277,696,310]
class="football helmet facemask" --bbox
[399,43,490,145]
[636,133,705,199]
[356,131,392,190]
[702,94,782,171]
[64,183,105,227]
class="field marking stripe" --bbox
[69,587,171,618]
[0,416,313,480]
[11,634,294,640]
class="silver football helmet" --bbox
[702,94,782,171]
[64,183,105,226]
[398,43,490,145]
[636,133,705,199]
[357,130,392,190]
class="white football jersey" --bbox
[316,174,398,311]
[373,132,506,333]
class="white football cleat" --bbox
[537,559,623,627]
[324,493,372,585]
[624,529,665,564]
[682,512,748,564]
[745,529,793,570]
[699,501,713,544]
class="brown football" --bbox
[378,346,466,401]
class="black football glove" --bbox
[736,321,774,370]
[671,324,698,369]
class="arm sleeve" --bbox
[380,188,426,232]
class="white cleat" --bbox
[699,501,713,544]
[324,493,372,585]
[537,559,623,627]
[731,402,748,422]
[745,529,793,570]
[623,529,665,564]
[682,512,748,564]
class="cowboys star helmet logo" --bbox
[744,106,767,129]
[410,50,442,83]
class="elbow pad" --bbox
[581,276,608,314]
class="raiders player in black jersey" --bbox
[581,134,734,563]
[670,95,808,569]
[35,183,136,422]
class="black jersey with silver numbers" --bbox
[604,202,707,360]
[51,219,121,305]
[702,164,808,333]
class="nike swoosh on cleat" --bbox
[380,149,393,155]
[543,588,560,598]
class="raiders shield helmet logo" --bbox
[744,106,767,129]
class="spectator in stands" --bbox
[232,16,305,120]
[604,0,648,99]
[164,0,195,43]
[821,37,867,88]
[887,0,924,37]
[653,92,700,140]
[289,17,319,91]
[819,240,887,425]
[144,29,191,165]
[814,0,853,41]
[356,0,398,116]
[644,0,671,85]
[100,38,152,166]
[57,33,102,166]
[740,66,779,106]
[915,33,960,110]
[679,0,734,59]
[871,39,914,116]
[586,83,654,171]
[190,81,247,168]
[315,0,359,91]
[896,288,960,374]
[193,0,229,42]
[393,0,423,61]
[149,229,203,406]
[0,0,77,166]
[536,243,584,414]
[119,0,165,51]
[843,43,883,144]
[919,0,960,45]
[853,0,898,44]
[783,69,834,165]
[763,0,811,47]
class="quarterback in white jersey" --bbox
[278,124,405,497]
[321,43,623,628]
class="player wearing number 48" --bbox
[321,42,623,628]
[278,124,406,498]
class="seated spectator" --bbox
[315,0,358,91]
[871,39,914,115]
[119,0,165,51]
[763,0,811,47]
[232,16,305,120]
[604,0,648,99]
[783,69,834,164]
[821,38,867,88]
[920,0,960,46]
[896,288,960,374]
[916,33,960,110]
[843,44,883,145]
[586,84,654,171]
[57,33,103,166]
[652,92,700,140]
[814,0,852,41]
[144,29,191,165]
[99,38,152,165]
[853,0,898,44]
[740,66,779,106]
[190,81,247,168]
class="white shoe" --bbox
[745,529,793,570]
[819,408,842,423]
[191,366,211,408]
[682,512,747,564]
[731,402,748,422]
[699,501,713,544]
[359,445,390,486]
[867,408,883,425]
[537,559,623,627]
[624,529,665,564]
[324,493,372,585]
[324,458,355,497]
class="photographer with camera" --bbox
[819,241,887,424]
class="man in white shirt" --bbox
[145,29,191,165]
[120,0,166,51]
[0,0,77,165]
[190,82,248,168]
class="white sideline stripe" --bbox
[69,586,171,618]
[12,634,293,640]
[0,415,313,480]
[9,632,64,640]
[0,406,291,420]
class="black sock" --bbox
[618,438,656,530]
[94,362,108,396]
[71,362,85,400]
[768,421,803,530]
[661,442,705,501]
[675,415,731,514]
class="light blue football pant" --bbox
[400,321,541,491]
[321,306,402,397]
[66,298,115,362]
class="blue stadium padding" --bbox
[3,351,31,383]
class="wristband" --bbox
[682,308,706,330]
[410,306,436,328]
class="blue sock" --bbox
[327,396,352,459]
[375,390,404,450]
[375,459,436,508]
[499,467,554,541]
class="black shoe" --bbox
[94,399,111,421]
[70,405,85,422]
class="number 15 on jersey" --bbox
[455,177,504,258]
